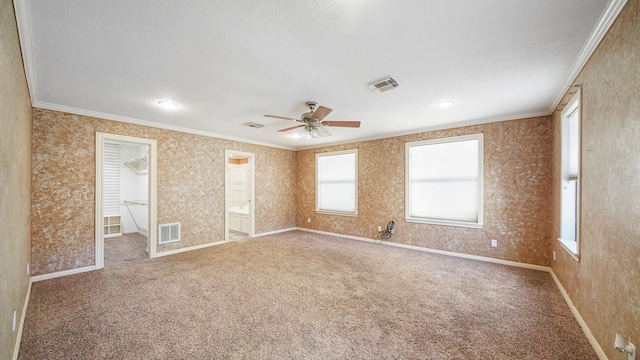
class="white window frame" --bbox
[405,133,484,228]
[558,89,581,260]
[316,149,358,217]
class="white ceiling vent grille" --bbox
[244,122,264,128]
[159,222,181,244]
[368,77,399,93]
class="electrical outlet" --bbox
[491,239,497,247]
[377,225,382,232]
[615,334,636,360]
[553,251,556,261]
[12,311,17,332]
[307,218,311,224]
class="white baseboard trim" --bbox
[295,227,604,358]
[253,227,297,237]
[154,240,226,257]
[296,227,550,272]
[549,270,607,359]
[31,265,97,282]
[12,277,32,360]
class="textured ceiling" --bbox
[16,0,614,149]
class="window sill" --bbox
[558,238,580,262]
[406,217,483,229]
[316,210,358,218]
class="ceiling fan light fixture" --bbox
[302,128,319,139]
[296,122,331,139]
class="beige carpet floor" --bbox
[19,231,597,359]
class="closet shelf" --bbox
[124,154,148,174]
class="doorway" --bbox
[225,150,255,241]
[95,133,157,269]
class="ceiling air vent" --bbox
[244,122,264,128]
[368,77,399,93]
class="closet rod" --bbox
[123,200,148,206]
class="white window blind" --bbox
[567,107,580,180]
[406,134,483,227]
[559,90,581,251]
[316,150,357,215]
[103,143,121,217]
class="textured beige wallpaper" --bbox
[297,116,552,266]
[31,109,296,275]
[550,1,640,358]
[0,0,33,358]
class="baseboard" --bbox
[12,277,32,360]
[253,227,297,237]
[154,240,226,257]
[295,227,604,358]
[549,270,607,359]
[31,265,97,282]
[296,227,550,272]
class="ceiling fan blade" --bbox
[277,124,306,132]
[264,114,299,121]
[322,121,361,128]
[310,106,332,121]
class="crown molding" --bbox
[295,110,550,151]
[13,0,37,105]
[548,0,628,112]
[15,0,624,152]
[34,102,296,151]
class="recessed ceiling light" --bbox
[157,100,178,109]
[437,100,455,109]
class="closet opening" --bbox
[224,150,255,241]
[96,133,157,269]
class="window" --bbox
[559,90,581,258]
[406,134,483,228]
[316,149,357,216]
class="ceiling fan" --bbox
[264,101,361,139]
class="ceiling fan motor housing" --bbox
[305,101,319,112]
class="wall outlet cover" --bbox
[491,239,498,247]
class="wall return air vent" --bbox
[158,222,181,244]
[368,77,399,93]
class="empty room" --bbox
[1,0,638,359]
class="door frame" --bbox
[95,132,158,268]
[224,149,255,241]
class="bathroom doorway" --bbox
[95,133,157,269]
[224,150,255,241]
